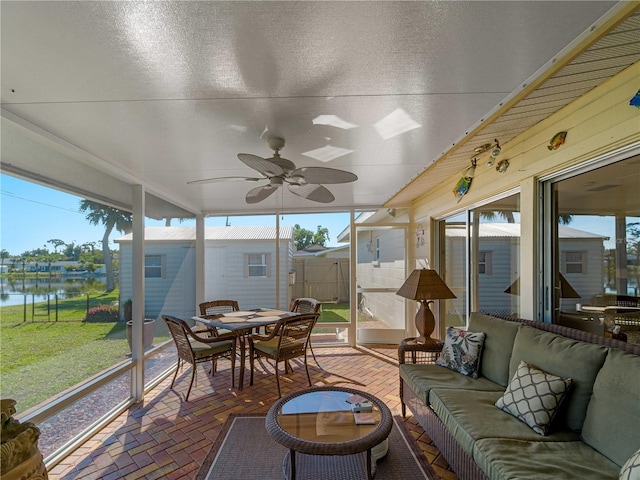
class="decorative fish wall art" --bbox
[453,176,473,202]
[548,131,567,150]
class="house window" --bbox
[247,253,268,278]
[375,237,380,261]
[478,251,493,275]
[145,255,164,278]
[563,251,585,274]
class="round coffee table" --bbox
[266,386,392,480]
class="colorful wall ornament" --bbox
[548,131,567,150]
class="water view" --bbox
[0,276,108,307]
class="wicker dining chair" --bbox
[163,315,236,401]
[290,298,323,368]
[248,313,320,397]
[197,300,239,340]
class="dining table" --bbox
[192,308,297,390]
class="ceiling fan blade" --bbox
[187,176,262,185]
[238,153,285,177]
[290,167,358,184]
[289,184,335,203]
[246,184,278,204]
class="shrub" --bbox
[83,304,119,323]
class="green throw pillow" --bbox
[435,327,485,378]
[495,361,572,435]
[620,448,640,480]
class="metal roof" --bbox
[115,225,293,242]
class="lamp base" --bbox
[415,300,436,343]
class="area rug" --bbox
[195,413,438,480]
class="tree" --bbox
[80,200,132,291]
[293,224,330,251]
[0,249,9,271]
[47,238,66,253]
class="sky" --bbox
[0,174,351,256]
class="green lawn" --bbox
[0,290,171,411]
[318,302,350,323]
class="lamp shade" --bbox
[396,269,456,301]
[504,273,580,298]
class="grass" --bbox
[0,289,170,412]
[318,302,350,323]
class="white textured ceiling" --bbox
[0,1,628,218]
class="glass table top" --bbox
[275,389,381,444]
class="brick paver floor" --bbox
[47,345,458,480]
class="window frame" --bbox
[245,252,270,278]
[144,254,165,279]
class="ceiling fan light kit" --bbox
[189,137,357,204]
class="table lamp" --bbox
[396,269,456,344]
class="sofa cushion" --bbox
[435,327,485,378]
[619,447,640,480]
[473,438,620,480]
[429,388,578,456]
[495,361,572,435]
[468,313,521,386]
[508,325,608,431]
[581,348,640,467]
[399,364,503,405]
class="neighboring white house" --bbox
[115,226,294,320]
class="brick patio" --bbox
[48,345,458,480]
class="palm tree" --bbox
[79,200,132,291]
[0,249,9,272]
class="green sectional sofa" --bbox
[399,313,640,480]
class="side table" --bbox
[398,337,443,417]
[266,386,393,480]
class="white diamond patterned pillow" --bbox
[435,327,485,378]
[620,447,640,480]
[495,361,572,435]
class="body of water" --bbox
[0,276,108,307]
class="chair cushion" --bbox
[399,364,504,405]
[508,325,607,431]
[581,348,640,467]
[436,327,485,378]
[468,313,521,386]
[495,361,572,435]
[473,438,619,480]
[254,336,303,357]
[191,340,233,359]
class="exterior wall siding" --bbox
[411,62,640,321]
[120,238,292,319]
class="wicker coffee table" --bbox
[265,386,393,480]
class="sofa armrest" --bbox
[398,337,443,365]
[398,337,443,418]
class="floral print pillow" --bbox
[435,327,486,378]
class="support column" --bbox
[349,209,356,347]
[196,214,205,309]
[276,214,280,310]
[131,185,145,402]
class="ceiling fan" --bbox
[188,137,358,204]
